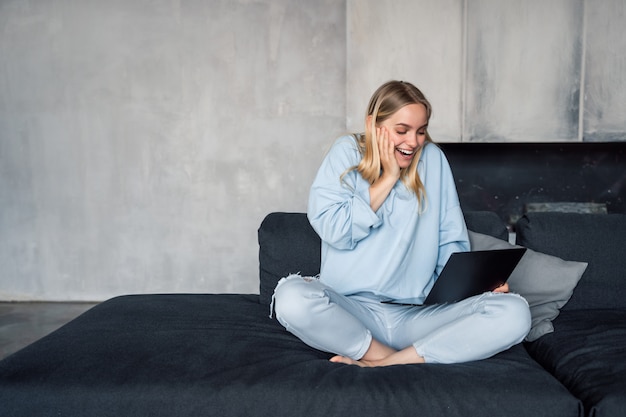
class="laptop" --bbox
[382,248,527,306]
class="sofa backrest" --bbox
[257,211,509,305]
[516,212,626,311]
[258,213,320,306]
[439,141,626,229]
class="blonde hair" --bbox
[345,80,433,208]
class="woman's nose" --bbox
[406,133,418,148]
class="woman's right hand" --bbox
[377,127,401,181]
[368,127,400,212]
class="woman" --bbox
[273,80,530,366]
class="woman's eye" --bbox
[396,130,407,135]
[417,130,426,135]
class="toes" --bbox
[330,355,355,365]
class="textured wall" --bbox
[347,0,626,143]
[465,0,583,142]
[584,0,626,141]
[347,0,464,140]
[1,0,625,301]
[0,0,345,300]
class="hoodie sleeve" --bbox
[307,136,382,250]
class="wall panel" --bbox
[464,0,584,142]
[347,0,464,142]
[583,0,626,142]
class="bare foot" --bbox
[330,346,425,367]
[329,355,373,367]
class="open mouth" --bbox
[395,147,415,157]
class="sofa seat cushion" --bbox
[0,294,582,417]
[526,309,626,417]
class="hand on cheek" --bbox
[377,127,400,180]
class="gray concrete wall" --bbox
[0,0,346,300]
[584,0,626,141]
[464,0,584,142]
[347,0,626,143]
[347,0,464,140]
[1,0,624,301]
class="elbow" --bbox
[309,219,356,251]
[316,228,357,251]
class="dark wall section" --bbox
[439,142,626,228]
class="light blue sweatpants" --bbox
[271,274,531,364]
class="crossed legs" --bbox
[273,275,530,366]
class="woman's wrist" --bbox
[369,173,398,212]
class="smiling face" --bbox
[376,103,429,169]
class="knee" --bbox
[486,293,532,343]
[273,276,324,328]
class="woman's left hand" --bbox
[493,283,510,293]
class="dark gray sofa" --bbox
[1,209,625,417]
[518,213,626,417]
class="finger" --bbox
[381,128,393,155]
[378,127,388,156]
[493,283,510,293]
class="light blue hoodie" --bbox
[307,135,469,303]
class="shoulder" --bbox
[420,141,446,160]
[418,142,457,189]
[326,134,362,163]
[419,142,451,169]
[331,134,360,151]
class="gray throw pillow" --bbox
[468,231,588,342]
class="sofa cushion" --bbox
[469,231,587,342]
[463,210,509,241]
[526,309,626,417]
[516,212,626,310]
[258,211,510,306]
[258,212,321,306]
[0,294,582,417]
